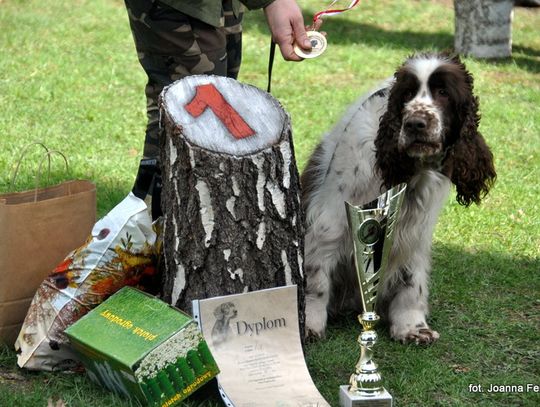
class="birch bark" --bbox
[159,76,305,330]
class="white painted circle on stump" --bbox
[162,75,288,156]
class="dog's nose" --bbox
[404,117,427,131]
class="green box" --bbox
[65,287,219,407]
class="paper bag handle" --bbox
[10,142,51,189]
[10,143,70,201]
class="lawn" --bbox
[1,0,539,406]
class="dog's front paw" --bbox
[390,323,440,345]
[305,318,326,340]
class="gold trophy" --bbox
[339,184,407,407]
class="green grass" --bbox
[1,0,539,406]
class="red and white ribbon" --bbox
[313,0,361,23]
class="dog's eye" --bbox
[436,88,448,98]
[403,90,414,102]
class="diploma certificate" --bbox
[193,286,329,407]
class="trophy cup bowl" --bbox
[339,183,407,407]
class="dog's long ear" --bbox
[213,304,225,320]
[375,74,416,188]
[442,60,496,206]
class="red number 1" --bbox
[185,83,255,140]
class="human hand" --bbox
[264,0,311,61]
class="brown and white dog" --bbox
[211,302,238,348]
[302,53,496,344]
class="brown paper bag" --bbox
[0,151,96,345]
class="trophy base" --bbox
[339,385,393,407]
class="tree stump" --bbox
[454,0,513,59]
[159,75,305,330]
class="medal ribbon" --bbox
[313,0,361,23]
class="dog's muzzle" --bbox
[399,101,444,157]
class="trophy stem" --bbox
[349,311,383,396]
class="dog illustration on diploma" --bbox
[211,302,238,348]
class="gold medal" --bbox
[294,31,327,59]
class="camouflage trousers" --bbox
[124,0,243,159]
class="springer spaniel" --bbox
[302,53,496,344]
[211,302,238,348]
